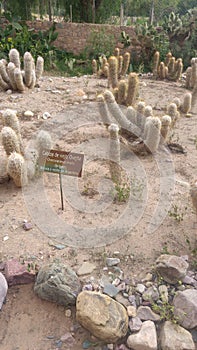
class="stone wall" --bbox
[26,21,137,56]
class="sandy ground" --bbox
[0,73,196,350]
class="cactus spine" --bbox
[14,68,25,92]
[0,59,10,84]
[7,152,27,187]
[121,52,130,76]
[108,124,121,184]
[2,109,23,154]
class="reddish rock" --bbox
[4,259,36,286]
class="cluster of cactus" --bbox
[185,57,197,89]
[97,90,172,160]
[153,51,183,82]
[92,48,131,83]
[0,109,52,187]
[0,49,44,92]
[168,91,193,119]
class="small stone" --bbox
[117,282,126,291]
[60,332,75,344]
[6,89,12,95]
[142,273,153,282]
[128,317,142,332]
[42,112,51,119]
[142,286,159,302]
[136,283,146,294]
[65,309,72,317]
[103,283,119,298]
[158,285,168,302]
[182,275,196,286]
[127,305,137,317]
[112,278,120,286]
[77,262,96,276]
[23,222,33,231]
[107,344,113,350]
[137,305,161,321]
[4,259,35,286]
[3,235,9,241]
[127,320,157,350]
[48,78,53,82]
[128,295,137,306]
[24,110,34,117]
[82,283,93,291]
[115,293,130,307]
[106,258,120,267]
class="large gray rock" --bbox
[34,263,81,306]
[155,254,188,284]
[127,320,157,350]
[76,291,128,342]
[0,272,8,310]
[159,320,195,350]
[173,289,197,329]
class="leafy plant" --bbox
[120,31,131,48]
[84,28,115,59]
[113,182,130,203]
[168,204,187,222]
[152,301,179,323]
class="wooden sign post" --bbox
[37,149,84,210]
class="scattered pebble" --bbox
[24,110,34,117]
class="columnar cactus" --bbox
[126,106,136,125]
[145,117,161,153]
[117,80,127,105]
[0,48,44,92]
[181,92,192,114]
[92,59,97,74]
[136,101,145,131]
[35,56,44,81]
[14,68,25,92]
[121,52,130,77]
[108,123,121,184]
[153,51,160,78]
[104,90,132,131]
[7,152,27,187]
[108,56,118,89]
[160,115,172,144]
[158,62,166,79]
[97,94,112,126]
[9,48,20,69]
[2,109,23,154]
[36,130,52,157]
[24,52,33,87]
[191,82,197,113]
[1,127,20,155]
[167,102,179,126]
[126,73,139,106]
[144,105,153,118]
[190,60,197,89]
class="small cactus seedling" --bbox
[7,152,28,187]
